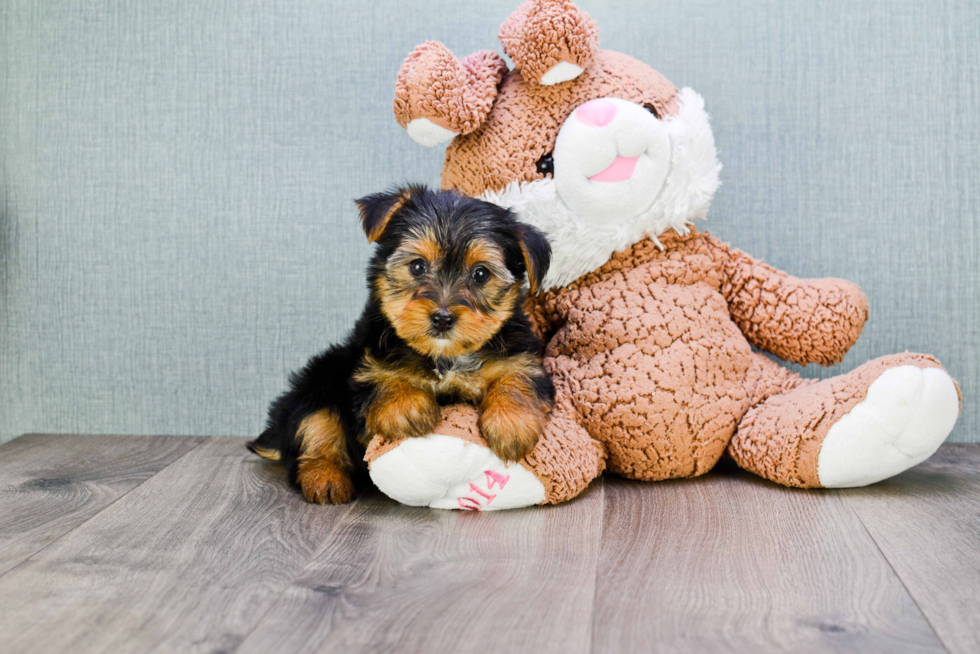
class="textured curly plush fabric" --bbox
[498,0,599,85]
[523,389,606,503]
[722,251,870,366]
[394,43,508,135]
[530,230,870,481]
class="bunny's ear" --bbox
[393,42,508,147]
[499,0,598,86]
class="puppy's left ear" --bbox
[354,187,414,243]
[515,223,551,294]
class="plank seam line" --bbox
[0,436,209,582]
[587,477,606,654]
[839,489,952,654]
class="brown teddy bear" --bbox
[363,0,961,510]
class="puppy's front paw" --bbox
[297,459,355,505]
[478,398,545,463]
[366,388,441,440]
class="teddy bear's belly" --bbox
[546,281,753,481]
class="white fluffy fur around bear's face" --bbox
[479,88,721,291]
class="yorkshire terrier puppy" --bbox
[249,185,554,504]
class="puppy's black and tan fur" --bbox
[249,185,554,504]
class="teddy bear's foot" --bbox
[364,405,546,510]
[816,363,959,487]
[364,403,604,510]
[368,432,546,511]
[730,353,960,488]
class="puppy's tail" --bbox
[247,429,282,461]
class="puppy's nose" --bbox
[576,99,616,127]
[430,309,455,333]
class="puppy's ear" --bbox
[354,187,414,243]
[515,223,551,294]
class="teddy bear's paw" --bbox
[368,434,545,511]
[817,365,959,487]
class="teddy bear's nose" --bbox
[575,99,617,127]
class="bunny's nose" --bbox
[575,99,617,127]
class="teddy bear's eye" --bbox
[644,104,660,119]
[536,152,555,177]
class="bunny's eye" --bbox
[536,152,555,177]
[644,104,660,119]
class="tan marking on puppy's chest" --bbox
[355,352,487,403]
[430,354,487,401]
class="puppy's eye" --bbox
[471,266,490,286]
[536,152,554,177]
[409,259,427,277]
[644,104,660,119]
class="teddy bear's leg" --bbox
[364,395,604,511]
[729,352,960,488]
[522,383,606,504]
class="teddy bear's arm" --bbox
[710,237,870,366]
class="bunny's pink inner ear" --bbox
[499,0,599,86]
[393,42,508,147]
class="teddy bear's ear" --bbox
[393,42,508,147]
[499,0,598,86]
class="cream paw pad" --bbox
[818,365,960,488]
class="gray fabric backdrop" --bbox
[1,0,977,444]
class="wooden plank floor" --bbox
[0,435,976,654]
